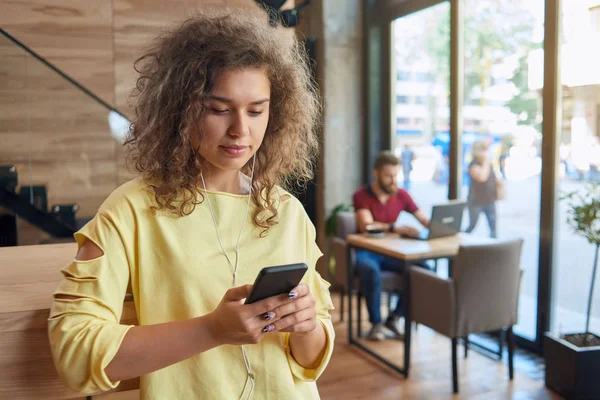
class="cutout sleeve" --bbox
[48,213,134,394]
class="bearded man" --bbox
[352,151,430,341]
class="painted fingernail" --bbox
[264,312,275,321]
[288,290,298,300]
[263,324,274,333]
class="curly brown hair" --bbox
[126,6,320,235]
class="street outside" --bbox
[396,177,600,340]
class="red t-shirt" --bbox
[352,185,419,224]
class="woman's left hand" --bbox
[269,283,318,334]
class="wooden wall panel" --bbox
[113,0,277,114]
[0,0,115,105]
[0,35,119,245]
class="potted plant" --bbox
[545,182,600,400]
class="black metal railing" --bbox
[0,28,127,119]
[0,28,129,245]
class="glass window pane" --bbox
[462,0,545,341]
[398,70,411,81]
[554,0,600,336]
[392,2,450,232]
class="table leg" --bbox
[344,245,415,377]
[404,261,411,378]
[347,244,354,344]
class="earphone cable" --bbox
[200,155,256,400]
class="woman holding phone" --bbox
[48,7,333,400]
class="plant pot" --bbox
[545,332,600,400]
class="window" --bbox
[392,2,449,209]
[397,70,411,81]
[415,72,432,82]
[491,76,510,86]
[463,0,544,342]
[389,0,596,354]
[591,6,600,32]
[554,0,600,337]
[465,119,482,127]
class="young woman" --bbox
[48,7,333,400]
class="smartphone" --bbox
[244,263,308,304]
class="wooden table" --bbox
[345,232,495,377]
[0,243,139,399]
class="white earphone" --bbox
[200,154,256,400]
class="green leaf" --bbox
[325,203,354,237]
[560,182,600,245]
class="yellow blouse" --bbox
[48,179,334,399]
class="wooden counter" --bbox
[0,243,139,399]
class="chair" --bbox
[330,211,404,336]
[408,239,523,394]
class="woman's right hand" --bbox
[205,284,289,346]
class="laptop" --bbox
[414,201,466,241]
